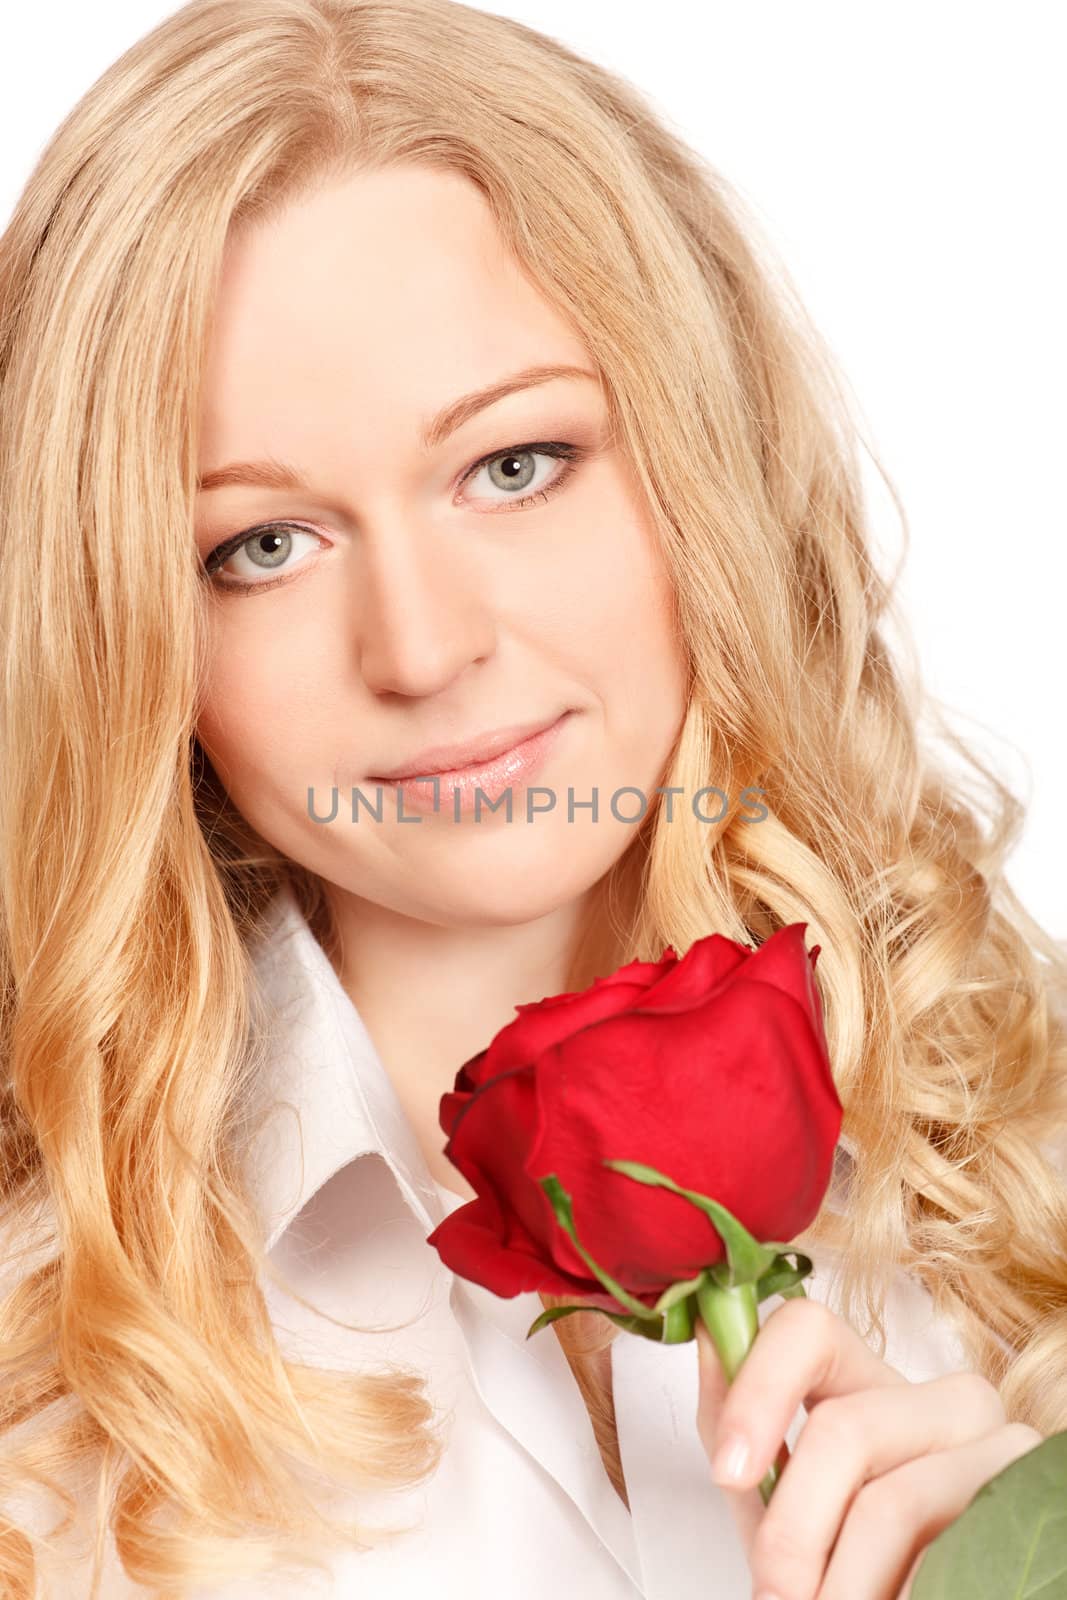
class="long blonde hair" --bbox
[3,0,1066,1590]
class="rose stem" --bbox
[694,1277,792,1506]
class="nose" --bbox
[354,514,496,698]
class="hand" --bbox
[694,1296,1042,1600]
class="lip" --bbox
[368,714,569,782]
[366,711,574,816]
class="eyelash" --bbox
[201,439,586,595]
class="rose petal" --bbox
[478,953,677,1080]
[425,1197,587,1298]
[633,932,751,1014]
[739,923,824,1022]
[527,981,841,1291]
[443,1064,593,1284]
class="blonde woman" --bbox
[2,1,1066,1596]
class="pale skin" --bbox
[695,1300,1043,1599]
[193,160,1037,1591]
[194,163,689,1200]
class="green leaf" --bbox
[602,1159,778,1286]
[537,1173,662,1321]
[909,1429,1067,1599]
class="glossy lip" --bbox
[368,713,568,782]
[366,711,574,815]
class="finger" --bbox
[694,1316,731,1408]
[745,1371,1007,1600]
[823,1423,1044,1600]
[695,1319,764,1557]
[701,1297,908,1493]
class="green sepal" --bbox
[604,1159,781,1287]
[537,1172,662,1321]
[661,1294,696,1342]
[705,1249,812,1302]
[756,1251,813,1302]
[531,1165,815,1346]
[653,1269,709,1315]
[525,1302,676,1342]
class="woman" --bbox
[1,0,1065,1595]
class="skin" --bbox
[194,163,690,1195]
[194,160,1038,1582]
[695,1301,1043,1599]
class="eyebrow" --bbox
[196,362,600,493]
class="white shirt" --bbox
[3,882,985,1597]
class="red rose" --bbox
[426,923,841,1315]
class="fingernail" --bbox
[710,1429,750,1484]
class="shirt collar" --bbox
[241,881,445,1254]
[239,885,646,1585]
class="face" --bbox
[195,163,689,928]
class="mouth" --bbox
[367,712,571,783]
[365,711,574,811]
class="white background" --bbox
[2,2,1063,938]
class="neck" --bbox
[319,879,624,1191]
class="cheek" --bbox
[195,614,319,777]
[195,629,255,768]
[572,502,686,688]
[586,515,689,769]
[625,573,689,749]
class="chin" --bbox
[409,845,604,928]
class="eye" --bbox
[459,440,584,511]
[203,523,325,592]
[200,439,587,594]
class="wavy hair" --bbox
[3,0,1067,1589]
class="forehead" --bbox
[199,165,590,461]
